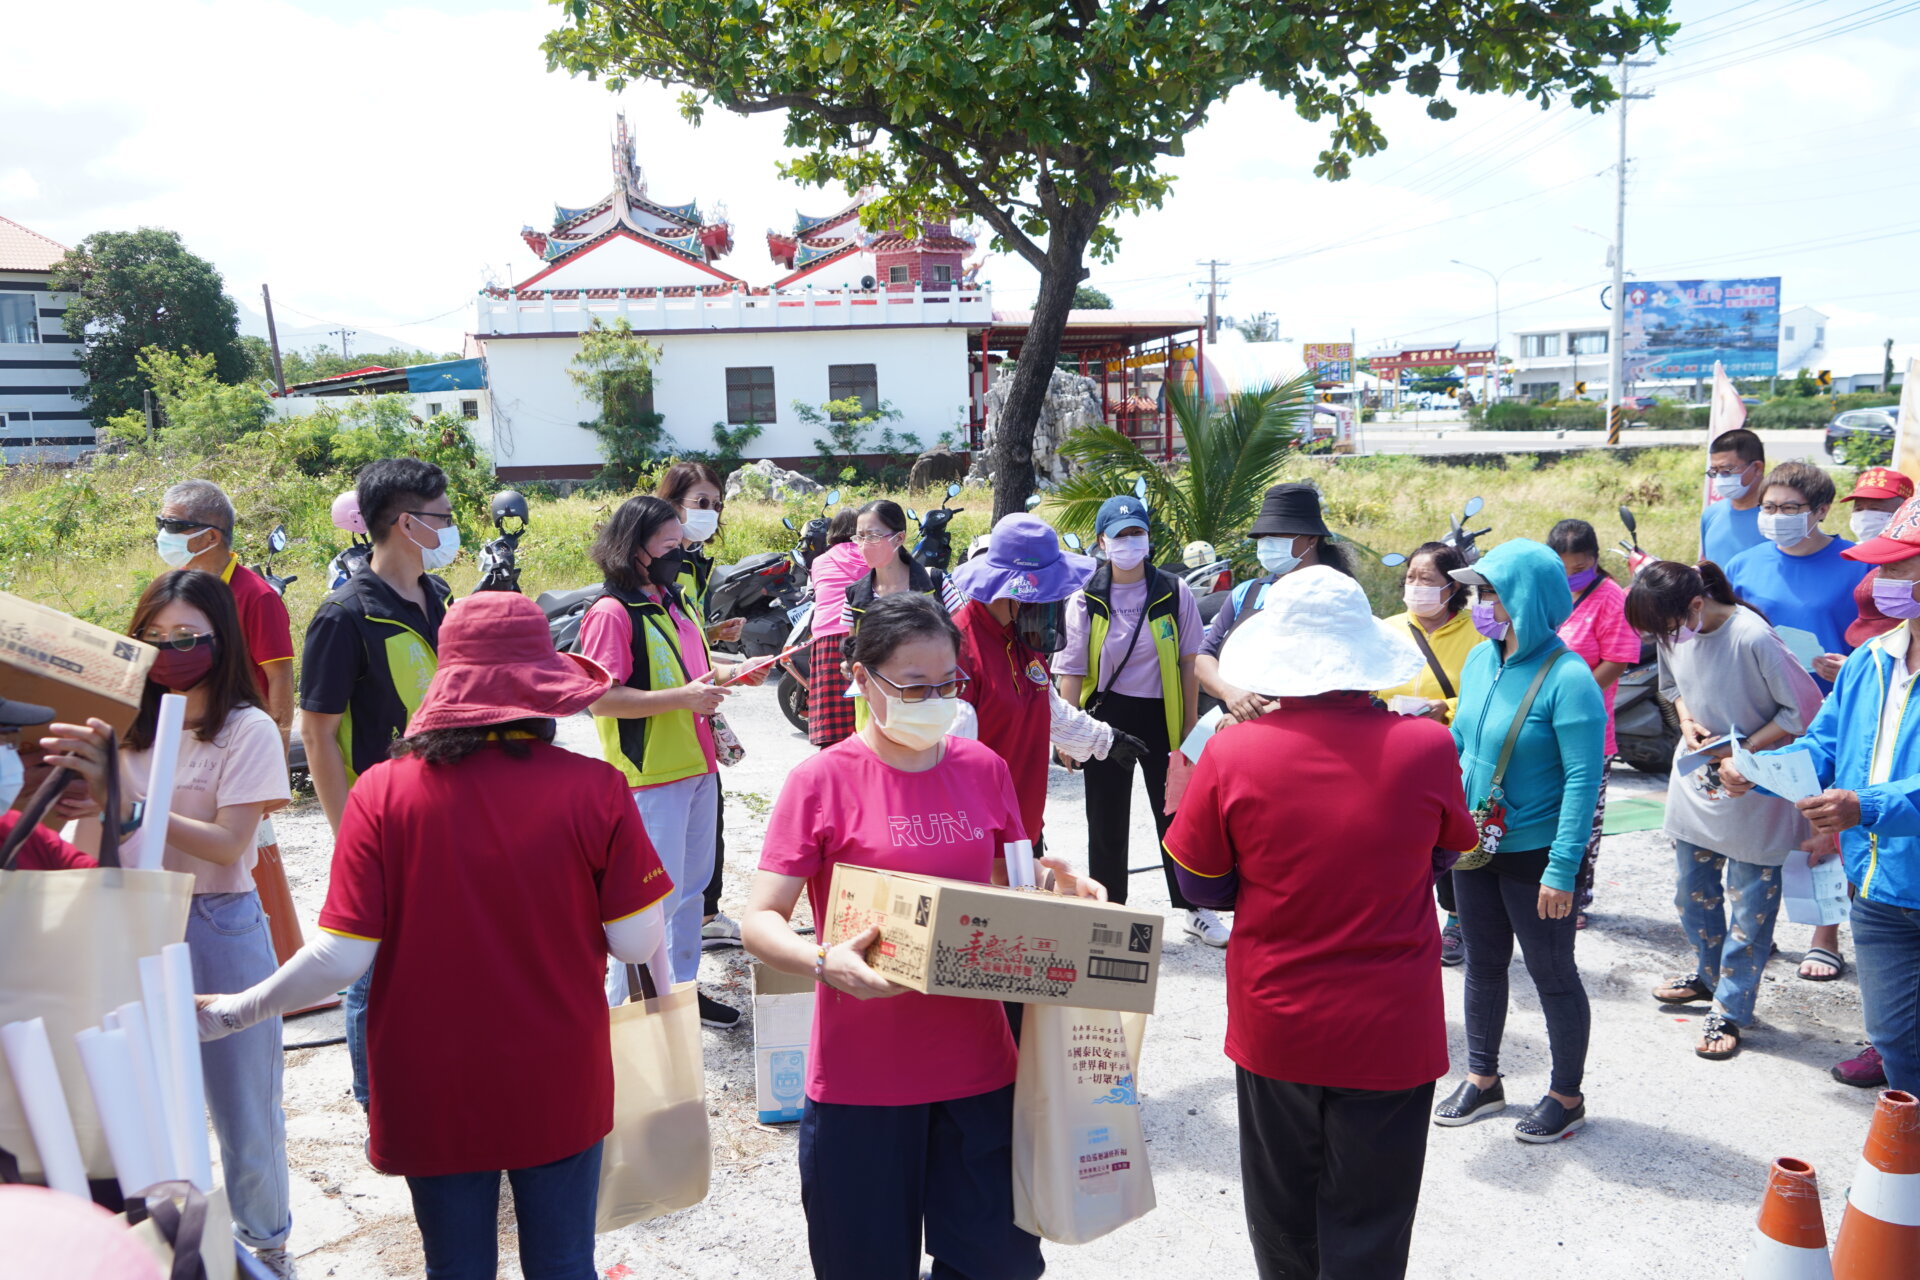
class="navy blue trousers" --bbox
[798,1083,1044,1280]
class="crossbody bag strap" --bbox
[1489,650,1569,794]
[1087,597,1150,718]
[1407,621,1456,701]
[0,732,121,871]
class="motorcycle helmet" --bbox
[490,489,528,533]
[1182,540,1217,570]
[331,490,367,535]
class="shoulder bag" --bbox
[1455,650,1570,873]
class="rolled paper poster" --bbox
[139,954,190,1188]
[0,1018,89,1198]
[135,693,187,870]
[160,944,213,1191]
[73,1026,165,1199]
[114,1001,179,1184]
[1005,839,1037,889]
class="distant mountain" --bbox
[233,299,427,360]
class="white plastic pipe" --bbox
[74,1026,164,1199]
[135,693,187,870]
[160,943,212,1191]
[0,1018,89,1198]
[114,1000,178,1183]
[139,954,187,1185]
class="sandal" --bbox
[1696,1012,1742,1060]
[1798,947,1846,982]
[1653,974,1713,1005]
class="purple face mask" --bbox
[1470,603,1509,642]
[1567,566,1599,593]
[1872,576,1920,620]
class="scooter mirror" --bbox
[1619,505,1639,537]
[1463,496,1485,518]
[1025,494,1044,510]
[947,483,963,498]
[827,489,842,506]
[907,508,920,521]
[1381,553,1408,568]
[1133,476,1149,501]
[783,516,796,532]
[1062,533,1083,551]
[267,524,289,554]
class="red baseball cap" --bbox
[1842,467,1915,503]
[1843,495,1920,564]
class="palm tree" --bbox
[1046,375,1314,569]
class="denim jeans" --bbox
[608,772,719,1002]
[346,966,372,1108]
[1851,895,1920,1094]
[1453,861,1591,1097]
[404,1140,602,1280]
[186,892,291,1250]
[1673,840,1782,1027]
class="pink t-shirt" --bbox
[759,734,1024,1106]
[1556,575,1643,756]
[808,542,869,640]
[118,705,291,894]
[579,591,717,783]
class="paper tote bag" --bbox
[127,1180,238,1280]
[595,970,712,1234]
[0,751,193,1180]
[1012,1004,1155,1245]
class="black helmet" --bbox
[490,490,528,526]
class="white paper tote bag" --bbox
[595,948,712,1233]
[1011,1004,1155,1244]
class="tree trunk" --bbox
[989,205,1099,522]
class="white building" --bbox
[1508,303,1829,401]
[0,216,91,461]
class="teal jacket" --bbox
[1451,539,1608,892]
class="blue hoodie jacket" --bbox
[1451,539,1608,892]
[1757,622,1920,909]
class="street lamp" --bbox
[1451,257,1540,403]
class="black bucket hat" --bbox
[1249,483,1332,539]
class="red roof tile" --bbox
[0,215,68,273]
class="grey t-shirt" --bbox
[1658,606,1821,863]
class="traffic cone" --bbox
[253,816,340,1014]
[1743,1157,1832,1279]
[1832,1089,1920,1279]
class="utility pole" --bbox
[261,284,288,394]
[1888,337,1897,392]
[329,327,357,361]
[1195,260,1229,341]
[1607,55,1655,445]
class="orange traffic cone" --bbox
[1743,1157,1832,1279]
[1832,1089,1920,1279]
[254,816,340,1014]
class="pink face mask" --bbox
[860,532,900,570]
[1872,576,1920,620]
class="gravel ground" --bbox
[260,684,1883,1279]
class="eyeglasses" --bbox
[1470,588,1501,607]
[403,509,456,526]
[138,628,215,652]
[155,517,227,536]
[852,530,903,544]
[1705,465,1753,479]
[1759,503,1812,516]
[866,666,971,703]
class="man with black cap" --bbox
[1197,482,1357,722]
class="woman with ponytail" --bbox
[1624,559,1821,1060]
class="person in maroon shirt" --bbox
[0,692,111,870]
[1165,567,1477,1280]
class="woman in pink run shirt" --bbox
[1549,519,1644,927]
[743,593,1105,1280]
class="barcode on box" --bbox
[1088,956,1149,984]
[1090,926,1125,948]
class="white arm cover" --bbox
[1049,688,1116,762]
[604,903,665,965]
[198,931,377,1042]
[950,699,980,740]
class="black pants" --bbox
[1237,1067,1434,1280]
[703,783,726,917]
[1083,692,1191,910]
[1454,861,1590,1097]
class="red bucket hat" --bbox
[405,592,612,735]
[1843,495,1920,565]
[1841,467,1915,503]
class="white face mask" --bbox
[1403,583,1449,614]
[0,743,21,814]
[155,525,216,569]
[1851,509,1895,542]
[870,682,957,751]
[410,518,462,570]
[1105,535,1149,571]
[1256,536,1302,576]
[681,508,720,544]
[1758,512,1812,547]
[1711,472,1753,502]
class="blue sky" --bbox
[4,0,1916,375]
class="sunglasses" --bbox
[155,517,227,536]
[138,629,216,652]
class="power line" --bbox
[1193,260,1229,340]
[1642,0,1920,89]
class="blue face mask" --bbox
[1256,537,1302,576]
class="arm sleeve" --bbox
[1857,770,1920,838]
[760,763,829,880]
[214,713,293,814]
[297,603,361,714]
[198,931,377,1041]
[1174,581,1206,658]
[604,904,666,964]
[1053,593,1092,678]
[1200,590,1238,660]
[1543,668,1608,893]
[578,599,635,684]
[1657,648,1679,705]
[1049,688,1114,762]
[1756,634,1820,738]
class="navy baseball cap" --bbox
[1095,495,1150,539]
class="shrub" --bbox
[1747,398,1835,430]
[1837,432,1894,469]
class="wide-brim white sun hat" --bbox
[1219,565,1425,697]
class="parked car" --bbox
[1825,406,1898,459]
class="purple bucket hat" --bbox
[950,513,1096,604]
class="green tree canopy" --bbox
[545,0,1673,518]
[1072,285,1113,310]
[49,227,248,427]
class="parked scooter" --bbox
[907,483,965,571]
[1380,495,1493,569]
[1610,504,1684,775]
[255,523,295,597]
[473,490,528,593]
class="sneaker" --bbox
[1183,909,1230,948]
[1515,1095,1586,1143]
[1832,1044,1887,1088]
[701,913,743,951]
[252,1248,299,1280]
[1432,1078,1505,1127]
[1440,922,1465,967]
[698,991,742,1029]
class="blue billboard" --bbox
[1623,277,1780,380]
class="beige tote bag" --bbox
[595,948,711,1233]
[126,1180,237,1280]
[0,752,192,1180]
[1011,1004,1155,1245]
